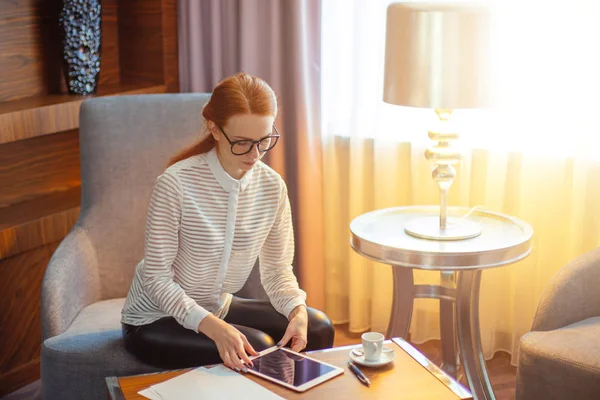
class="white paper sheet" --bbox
[138,386,164,400]
[138,365,285,400]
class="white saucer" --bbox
[349,347,396,367]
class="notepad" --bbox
[138,365,285,400]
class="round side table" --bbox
[350,206,533,400]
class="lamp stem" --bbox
[405,109,481,241]
[440,185,448,229]
[425,109,460,230]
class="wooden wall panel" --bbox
[0,83,167,145]
[0,0,179,394]
[0,188,80,260]
[0,0,121,102]
[0,0,63,101]
[118,0,165,86]
[0,130,80,208]
[98,0,121,88]
[161,0,180,92]
[0,241,60,397]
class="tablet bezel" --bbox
[246,346,344,392]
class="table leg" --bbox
[440,271,459,378]
[387,267,414,339]
[456,270,495,400]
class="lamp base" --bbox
[404,216,482,241]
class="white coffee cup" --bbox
[361,332,384,361]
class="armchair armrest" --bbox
[41,225,101,340]
[532,247,600,332]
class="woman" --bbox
[121,73,334,372]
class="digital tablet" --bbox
[246,346,344,392]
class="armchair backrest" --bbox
[78,94,210,299]
[531,246,600,332]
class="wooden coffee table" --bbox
[106,337,472,399]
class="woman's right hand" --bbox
[198,315,258,371]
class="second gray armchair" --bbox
[516,247,600,400]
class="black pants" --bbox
[122,297,335,369]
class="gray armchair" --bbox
[516,247,600,400]
[41,94,267,400]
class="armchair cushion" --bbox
[41,298,162,400]
[517,317,600,400]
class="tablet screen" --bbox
[247,348,337,387]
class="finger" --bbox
[242,335,259,357]
[231,354,245,371]
[235,342,252,369]
[291,338,306,352]
[221,351,234,370]
[230,344,246,371]
[295,336,307,351]
[300,337,308,350]
[277,330,293,347]
[299,339,307,352]
[225,351,242,371]
[241,336,257,365]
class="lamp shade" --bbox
[383,1,491,109]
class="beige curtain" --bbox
[322,135,600,363]
[321,0,600,364]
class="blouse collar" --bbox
[206,147,253,192]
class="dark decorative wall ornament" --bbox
[59,0,102,95]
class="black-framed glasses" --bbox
[217,125,280,156]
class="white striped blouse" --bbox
[121,148,307,332]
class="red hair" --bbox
[168,73,278,166]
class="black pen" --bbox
[348,361,371,387]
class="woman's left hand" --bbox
[277,305,308,352]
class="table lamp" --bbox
[383,1,491,241]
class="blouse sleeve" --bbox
[259,181,307,318]
[139,172,210,332]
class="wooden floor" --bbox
[334,324,517,400]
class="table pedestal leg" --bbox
[387,267,414,339]
[440,271,460,378]
[456,270,495,400]
[387,267,495,399]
